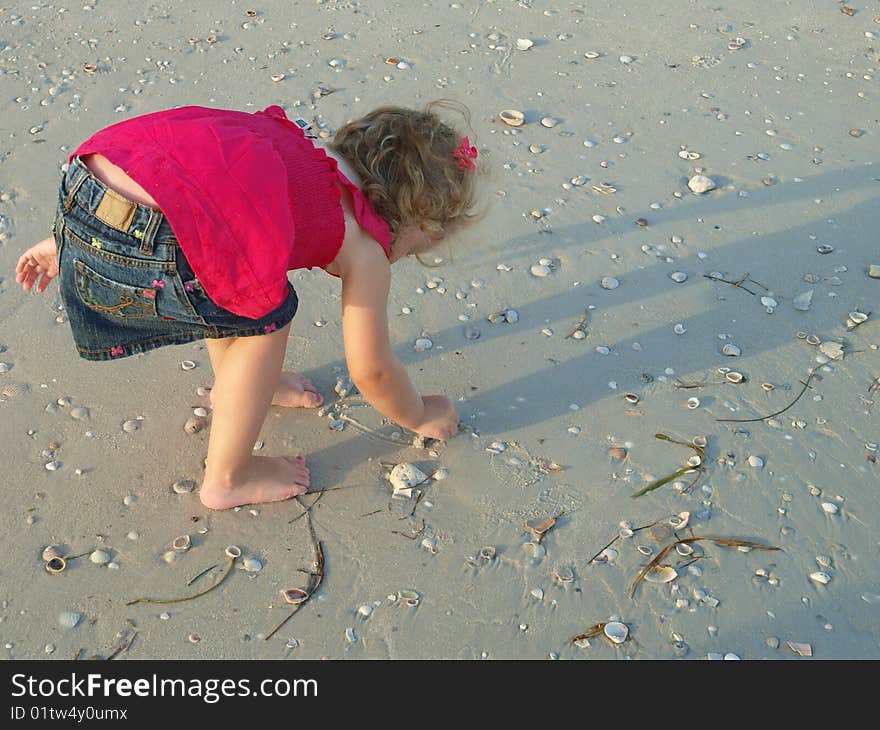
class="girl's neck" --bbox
[316,142,364,190]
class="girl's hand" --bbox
[413,395,460,441]
[16,236,59,293]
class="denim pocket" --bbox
[73,259,158,319]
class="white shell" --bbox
[670,511,690,530]
[820,502,839,514]
[748,455,765,469]
[45,460,62,471]
[172,535,191,552]
[242,557,263,573]
[42,545,63,562]
[389,463,429,492]
[674,323,687,335]
[432,468,449,481]
[89,548,112,565]
[603,621,629,644]
[499,109,525,127]
[225,545,242,559]
[530,588,544,600]
[669,272,688,283]
[122,419,141,433]
[644,565,678,584]
[722,344,741,357]
[600,276,620,290]
[793,290,813,311]
[687,455,702,467]
[761,296,778,309]
[809,571,831,585]
[687,397,700,409]
[344,627,357,643]
[172,479,196,494]
[725,371,744,384]
[516,38,534,50]
[819,341,844,360]
[531,263,552,277]
[540,116,560,128]
[688,174,717,194]
[180,360,196,371]
[357,604,373,618]
[523,542,546,560]
[675,543,694,556]
[421,537,438,553]
[58,611,83,629]
[413,337,433,352]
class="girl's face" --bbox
[389,224,443,263]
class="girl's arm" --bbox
[340,251,426,430]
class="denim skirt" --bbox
[53,155,298,361]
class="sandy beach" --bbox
[1,0,878,660]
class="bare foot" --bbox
[210,371,323,409]
[199,454,311,510]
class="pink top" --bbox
[70,105,392,319]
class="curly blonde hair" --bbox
[328,99,487,259]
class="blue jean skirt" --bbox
[53,155,298,361]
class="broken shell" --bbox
[413,337,433,352]
[722,344,741,357]
[725,371,744,384]
[692,435,708,449]
[523,542,547,560]
[242,556,263,573]
[806,334,821,346]
[675,543,694,556]
[432,468,449,481]
[397,590,420,603]
[530,588,544,600]
[45,557,67,574]
[89,548,112,565]
[608,446,628,462]
[499,109,525,127]
[281,588,309,605]
[224,545,242,559]
[344,627,357,643]
[479,546,496,561]
[421,537,438,554]
[172,535,191,552]
[847,311,868,328]
[819,341,844,360]
[184,415,207,434]
[515,38,534,50]
[553,565,574,584]
[787,641,813,657]
[58,611,83,629]
[809,571,831,585]
[389,463,429,492]
[42,545,63,562]
[687,397,700,409]
[669,271,688,283]
[524,516,557,539]
[603,621,629,644]
[670,511,690,530]
[644,565,678,584]
[618,528,634,539]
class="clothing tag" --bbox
[293,117,318,139]
[95,188,137,232]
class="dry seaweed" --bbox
[186,564,218,587]
[569,622,606,645]
[716,371,818,423]
[628,535,781,598]
[631,434,706,498]
[702,271,767,296]
[565,309,589,339]
[126,556,237,606]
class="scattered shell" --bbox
[675,543,695,556]
[122,419,142,433]
[225,545,242,559]
[748,455,765,469]
[184,415,207,434]
[624,393,640,404]
[432,468,449,481]
[792,290,813,311]
[787,641,813,657]
[722,344,741,357]
[820,502,839,515]
[281,588,309,605]
[688,175,717,194]
[499,109,525,127]
[242,556,263,573]
[687,454,702,468]
[389,463,429,493]
[172,535,191,552]
[171,479,196,494]
[357,604,373,618]
[725,371,744,384]
[45,460,61,471]
[0,382,29,400]
[670,511,690,530]
[45,557,66,574]
[479,546,496,561]
[0,362,12,374]
[345,627,357,644]
[180,360,196,371]
[397,589,420,602]
[637,545,653,556]
[553,565,574,584]
[524,516,557,540]
[193,407,208,418]
[421,537,438,554]
[608,446,627,462]
[162,550,179,565]
[413,337,433,352]
[540,117,560,128]
[619,55,634,64]
[531,263,552,277]
[600,276,620,290]
[89,549,112,565]
[687,397,700,409]
[819,341,844,360]
[669,272,688,283]
[847,311,868,329]
[673,323,687,335]
[644,566,678,584]
[70,406,90,420]
[603,621,629,644]
[523,542,546,560]
[692,435,707,449]
[58,611,83,629]
[42,545,63,562]
[583,51,600,59]
[530,588,544,600]
[516,38,534,51]
[761,296,778,310]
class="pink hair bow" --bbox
[452,136,478,172]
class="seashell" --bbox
[540,117,560,128]
[670,511,690,530]
[89,548,112,565]
[69,406,89,420]
[669,272,688,283]
[397,590,420,605]
[523,541,546,560]
[172,535,191,552]
[413,337,433,352]
[608,446,627,462]
[180,360,196,371]
[787,641,813,657]
[184,415,206,434]
[531,263,552,277]
[819,341,844,360]
[761,296,778,309]
[644,565,678,584]
[809,571,831,585]
[345,627,357,643]
[171,479,196,494]
[792,290,813,311]
[421,537,438,554]
[524,516,557,540]
[45,557,66,574]
[805,334,821,346]
[45,460,62,471]
[692,435,708,449]
[162,550,178,565]
[592,214,606,224]
[225,545,242,559]
[504,309,519,323]
[0,382,29,400]
[389,463,429,493]
[583,51,600,59]
[591,182,616,195]
[242,556,262,573]
[687,397,700,410]
[479,546,496,561]
[618,528,634,539]
[624,393,640,404]
[42,545,63,562]
[553,565,574,584]
[619,54,634,64]
[499,109,525,127]
[722,344,741,357]
[603,621,629,644]
[725,371,744,384]
[516,38,534,50]
[595,547,619,564]
[432,468,449,481]
[820,502,839,515]
[0,362,12,374]
[748,455,764,469]
[281,588,309,605]
[58,611,83,629]
[122,419,142,433]
[761,382,774,392]
[675,543,694,556]
[357,604,373,618]
[637,545,653,556]
[816,244,834,254]
[674,323,687,335]
[688,174,716,194]
[847,311,868,328]
[635,218,648,227]
[600,276,620,290]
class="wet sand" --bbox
[1,0,878,659]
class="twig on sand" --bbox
[716,371,818,423]
[703,271,766,296]
[106,629,138,660]
[288,492,324,525]
[265,510,324,641]
[565,309,589,339]
[391,518,426,540]
[126,557,237,606]
[186,564,218,587]
[587,517,668,564]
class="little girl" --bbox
[16,101,484,510]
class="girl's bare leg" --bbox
[199,323,311,510]
[205,336,323,408]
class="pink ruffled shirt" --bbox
[69,105,392,319]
